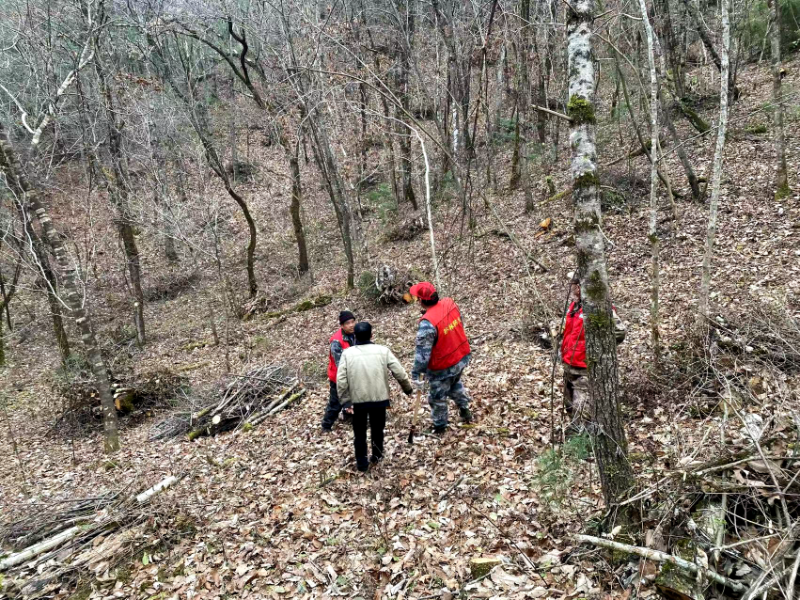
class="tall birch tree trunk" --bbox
[21,211,71,362]
[697,0,731,330]
[566,0,634,505]
[639,0,662,364]
[0,121,120,453]
[768,0,789,199]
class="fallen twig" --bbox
[574,534,747,594]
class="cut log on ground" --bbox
[240,294,332,321]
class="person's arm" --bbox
[612,308,626,344]
[336,352,351,409]
[331,340,345,367]
[387,349,413,395]
[412,320,437,379]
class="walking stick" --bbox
[549,283,574,448]
[407,376,424,444]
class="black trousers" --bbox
[322,381,351,429]
[352,403,387,471]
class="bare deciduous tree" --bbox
[768,0,789,200]
[0,121,120,453]
[567,0,633,505]
[697,0,731,331]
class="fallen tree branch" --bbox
[532,104,572,122]
[1,474,184,574]
[136,474,180,504]
[0,525,86,571]
[574,534,747,594]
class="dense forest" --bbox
[0,0,798,598]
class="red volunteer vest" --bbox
[327,329,351,382]
[561,302,586,368]
[421,298,471,371]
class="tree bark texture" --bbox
[768,0,789,199]
[0,255,21,367]
[152,130,180,265]
[566,0,634,505]
[305,111,356,289]
[657,0,685,98]
[0,121,120,453]
[24,215,71,362]
[697,0,731,329]
[519,0,535,213]
[1,142,71,362]
[95,52,146,346]
[395,0,418,210]
[289,147,310,274]
[639,0,662,363]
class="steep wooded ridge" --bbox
[0,0,798,598]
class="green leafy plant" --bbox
[365,183,397,222]
[534,433,591,507]
[357,271,381,302]
[738,0,800,58]
[745,122,769,134]
[492,117,518,145]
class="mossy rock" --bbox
[656,560,704,600]
[66,587,92,600]
[470,557,503,579]
[182,340,209,352]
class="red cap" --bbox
[409,282,437,301]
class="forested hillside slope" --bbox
[0,0,799,598]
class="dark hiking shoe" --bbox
[321,426,333,433]
[432,425,448,435]
[357,463,370,473]
[459,407,473,424]
[370,455,382,464]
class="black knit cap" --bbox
[339,310,356,324]
[354,322,372,344]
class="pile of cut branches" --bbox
[150,364,305,441]
[576,428,800,600]
[53,368,188,438]
[0,475,182,599]
[712,299,800,373]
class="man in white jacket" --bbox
[337,322,413,472]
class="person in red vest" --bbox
[409,282,472,434]
[321,311,357,431]
[560,275,626,430]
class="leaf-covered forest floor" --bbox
[1,57,799,599]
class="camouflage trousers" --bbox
[563,365,591,430]
[428,368,471,428]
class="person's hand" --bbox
[344,406,354,415]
